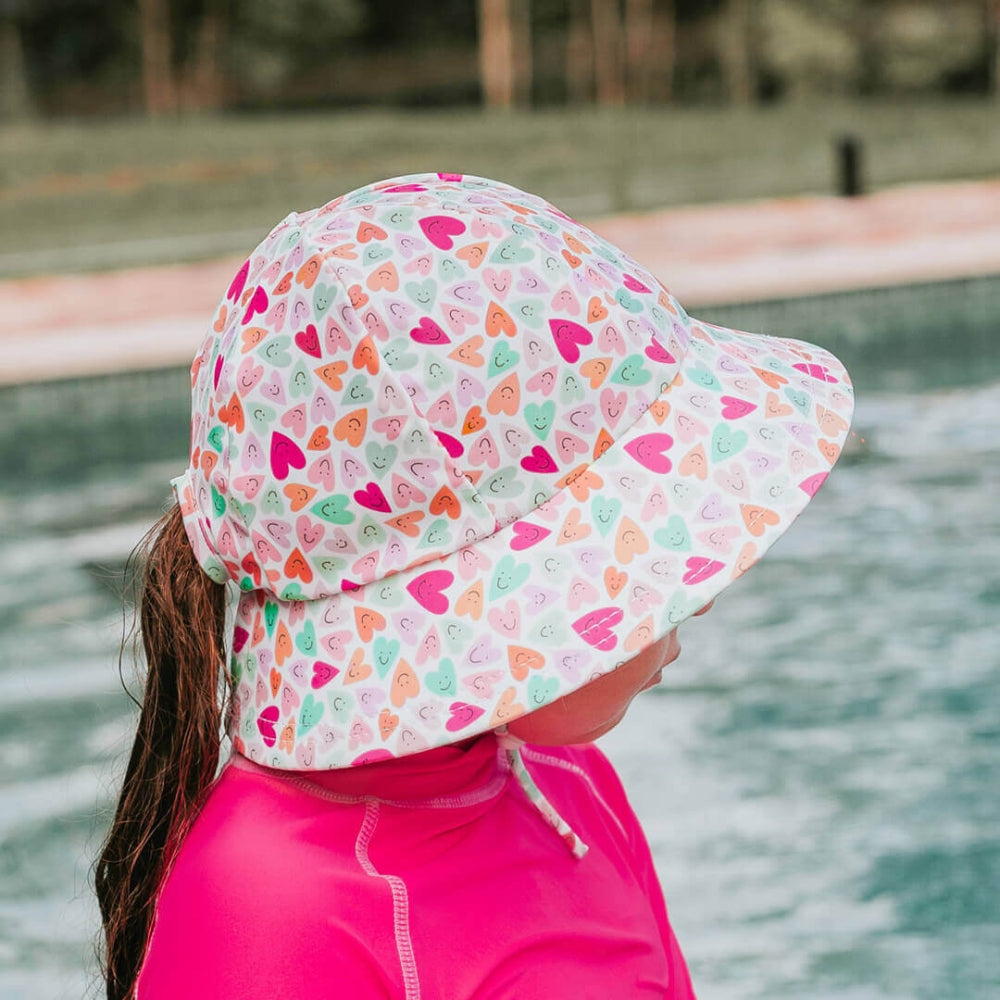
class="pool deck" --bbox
[3,177,999,385]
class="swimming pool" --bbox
[1,276,998,998]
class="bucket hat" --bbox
[173,172,854,788]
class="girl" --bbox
[96,172,854,999]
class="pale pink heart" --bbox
[295,515,324,553]
[355,686,387,718]
[455,372,486,406]
[598,322,627,355]
[236,357,264,395]
[323,528,357,555]
[482,267,512,299]
[714,464,749,497]
[242,433,266,470]
[456,545,491,580]
[600,388,628,428]
[783,420,817,445]
[642,486,669,520]
[348,718,374,749]
[340,454,364,487]
[363,307,390,342]
[372,415,405,441]
[386,298,416,328]
[295,738,315,769]
[523,584,559,612]
[260,376,287,406]
[789,446,818,474]
[555,430,588,463]
[307,455,335,490]
[526,366,558,396]
[351,552,380,580]
[565,403,596,433]
[449,280,485,307]
[251,531,281,563]
[577,545,612,577]
[698,493,733,522]
[696,525,741,553]
[216,525,237,559]
[255,676,268,707]
[416,626,442,665]
[462,669,506,699]
[516,266,546,294]
[403,254,432,276]
[487,599,520,637]
[263,299,287,332]
[550,286,580,315]
[281,683,301,716]
[469,432,501,469]
[392,609,428,644]
[402,458,439,486]
[382,537,409,572]
[427,395,458,426]
[628,583,662,617]
[675,411,709,444]
[467,636,502,668]
[320,629,353,659]
[442,303,479,335]
[310,390,335,424]
[280,404,307,438]
[532,493,567,522]
[392,474,428,506]
[744,449,779,475]
[233,475,263,499]
[567,575,600,612]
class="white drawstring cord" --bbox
[494,725,589,860]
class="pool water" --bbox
[1,284,998,998]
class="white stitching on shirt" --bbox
[355,800,422,1000]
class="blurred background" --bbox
[1,2,999,998]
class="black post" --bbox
[835,134,864,197]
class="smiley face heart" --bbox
[624,432,674,474]
[405,569,454,614]
[549,318,592,363]
[445,701,485,732]
[682,556,725,585]
[256,705,280,748]
[572,606,624,651]
[270,432,306,480]
[425,658,457,695]
[411,316,451,345]
[509,520,551,551]
[419,214,467,250]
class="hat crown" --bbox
[187,173,690,600]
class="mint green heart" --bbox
[314,555,346,582]
[249,402,277,435]
[418,518,451,550]
[615,288,644,313]
[490,554,531,601]
[207,425,225,453]
[511,298,544,328]
[510,221,534,238]
[289,360,313,399]
[282,228,302,250]
[528,675,560,707]
[313,282,337,315]
[524,401,555,440]
[264,601,279,637]
[489,341,520,377]
[238,576,254,592]
[711,422,748,461]
[689,363,722,391]
[610,354,652,386]
[439,257,464,280]
[654,514,691,551]
[299,693,324,735]
[443,620,472,654]
[594,243,620,265]
[529,610,568,644]
[311,495,354,524]
[279,583,306,602]
[425,658,457,696]
[261,335,291,367]
[373,578,405,608]
[404,279,436,308]
[491,237,534,264]
[481,467,525,499]
[358,515,386,546]
[230,657,242,687]
[542,254,567,279]
[366,441,398,480]
[591,496,622,537]
[211,484,226,517]
[363,244,392,265]
[230,496,255,527]
[785,387,810,415]
[295,621,316,656]
[559,372,587,404]
[373,637,400,679]
[327,691,353,724]
[382,339,418,371]
[344,374,374,405]
[262,487,284,514]
[535,215,558,234]
[425,357,448,390]
[384,207,414,229]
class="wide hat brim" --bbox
[228,314,853,769]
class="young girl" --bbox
[96,172,854,999]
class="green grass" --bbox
[2,97,999,278]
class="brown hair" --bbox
[94,504,229,1000]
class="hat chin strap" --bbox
[494,726,589,861]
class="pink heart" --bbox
[433,430,464,458]
[406,569,454,615]
[446,701,486,732]
[352,749,395,765]
[228,259,250,303]
[383,183,428,192]
[792,362,838,383]
[623,273,652,293]
[572,607,624,651]
[232,627,249,653]
[294,324,322,358]
[510,521,551,551]
[549,318,593,363]
[311,661,339,689]
[798,472,828,497]
[487,599,520,636]
[556,431,588,463]
[682,556,725,585]
[256,705,280,747]
[600,388,628,428]
[270,432,306,480]
[213,353,224,390]
[624,432,674,473]
[236,357,264,395]
[720,395,757,419]
[645,337,676,365]
[353,481,391,512]
[419,214,467,250]
[241,284,268,325]
[410,316,451,345]
[521,445,558,474]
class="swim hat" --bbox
[172,172,854,777]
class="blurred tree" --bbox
[138,0,176,113]
[565,0,592,103]
[0,0,34,118]
[986,0,1000,95]
[590,0,625,105]
[477,0,531,107]
[719,0,758,103]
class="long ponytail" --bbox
[95,504,229,1000]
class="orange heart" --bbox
[284,547,314,582]
[490,686,526,727]
[273,271,293,295]
[753,366,788,389]
[679,444,708,480]
[354,606,387,643]
[241,326,267,353]
[604,567,628,599]
[765,391,793,418]
[327,242,357,260]
[219,393,245,432]
[565,233,589,254]
[562,249,582,269]
[731,541,757,581]
[296,254,324,288]
[333,408,367,447]
[462,405,487,434]
[507,644,545,681]
[357,221,387,243]
[580,357,612,389]
[315,360,348,391]
[199,450,217,477]
[816,405,849,436]
[455,579,484,619]
[366,261,399,292]
[558,508,591,545]
[269,667,282,697]
[587,296,608,323]
[819,439,841,465]
[455,241,488,268]
[430,485,461,520]
[252,611,265,646]
[449,335,485,367]
[378,708,400,741]
[213,305,228,332]
[345,648,371,684]
[648,399,671,425]
[741,504,780,537]
[275,621,293,666]
[308,426,330,450]
[278,719,296,755]
[348,284,369,310]
[386,511,425,537]
[593,428,615,461]
[283,484,316,511]
[615,516,649,564]
[353,335,380,374]
[390,658,420,708]
[487,372,520,415]
[624,615,656,653]
[485,301,516,338]
[560,465,603,501]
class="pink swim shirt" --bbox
[137,733,696,998]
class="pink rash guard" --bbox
[137,733,696,999]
